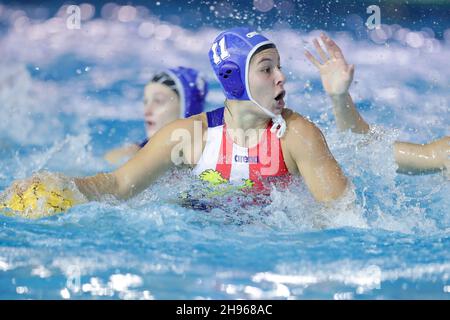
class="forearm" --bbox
[74,159,171,202]
[77,119,195,202]
[330,93,370,134]
[394,141,446,172]
[74,172,121,201]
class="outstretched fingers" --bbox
[305,33,346,68]
[304,50,322,69]
[321,33,345,61]
[313,38,329,62]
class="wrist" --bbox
[329,92,349,100]
[329,93,352,111]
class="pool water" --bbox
[0,1,449,299]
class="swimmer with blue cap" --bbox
[104,66,208,165]
[1,27,349,217]
[305,33,449,173]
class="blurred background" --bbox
[0,0,448,153]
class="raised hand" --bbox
[305,33,354,97]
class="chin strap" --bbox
[252,100,287,138]
[270,114,287,138]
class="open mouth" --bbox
[146,120,155,127]
[274,90,286,101]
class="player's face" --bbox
[143,82,180,137]
[248,47,286,115]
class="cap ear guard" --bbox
[166,67,207,118]
[218,61,244,99]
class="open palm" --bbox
[305,33,354,96]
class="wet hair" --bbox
[150,72,179,97]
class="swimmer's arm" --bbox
[287,117,348,202]
[393,136,450,172]
[305,33,369,134]
[75,119,194,200]
[329,93,370,134]
[104,144,141,165]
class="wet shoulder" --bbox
[282,108,320,139]
[280,108,323,174]
[281,108,329,165]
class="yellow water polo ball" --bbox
[1,182,76,218]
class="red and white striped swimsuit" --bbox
[193,107,289,191]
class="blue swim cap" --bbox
[165,67,208,118]
[209,27,274,100]
[208,27,286,138]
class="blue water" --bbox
[0,1,449,299]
